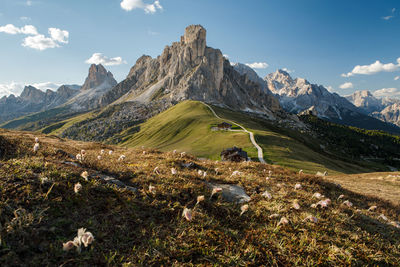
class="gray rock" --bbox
[208,183,251,203]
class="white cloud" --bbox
[0,24,37,35]
[339,82,354,89]
[373,88,400,98]
[147,29,159,36]
[120,0,163,14]
[48,28,69,43]
[395,76,400,81]
[382,15,394,20]
[0,81,61,97]
[327,86,335,92]
[26,0,33,6]
[22,34,59,50]
[281,68,294,73]
[245,62,269,69]
[341,58,400,77]
[20,16,31,21]
[85,53,127,66]
[0,24,69,50]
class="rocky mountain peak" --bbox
[81,64,117,91]
[100,24,283,119]
[20,86,45,103]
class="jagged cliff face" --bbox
[373,103,400,127]
[346,90,400,126]
[67,64,117,110]
[345,90,383,114]
[100,25,282,118]
[265,69,357,119]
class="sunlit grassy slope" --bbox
[118,101,382,175]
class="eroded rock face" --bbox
[100,25,283,118]
[81,64,117,91]
[373,103,400,127]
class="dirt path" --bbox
[202,102,266,164]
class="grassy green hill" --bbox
[110,101,387,175]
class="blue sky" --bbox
[0,0,399,98]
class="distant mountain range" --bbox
[1,24,400,137]
[346,90,400,127]
[233,65,400,134]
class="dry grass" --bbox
[326,172,400,206]
[0,128,400,266]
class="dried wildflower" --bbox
[390,221,400,228]
[80,150,86,156]
[215,168,219,175]
[196,195,205,205]
[153,166,160,175]
[182,208,192,221]
[304,215,318,223]
[203,171,207,178]
[35,137,39,143]
[378,214,388,221]
[62,241,75,251]
[278,217,289,226]
[299,169,303,175]
[171,168,177,175]
[269,213,280,219]
[315,200,329,208]
[40,176,50,184]
[109,150,113,155]
[81,232,94,247]
[294,183,302,190]
[100,149,105,155]
[310,203,317,208]
[198,170,203,176]
[74,183,82,193]
[118,155,126,161]
[342,200,353,208]
[81,171,89,181]
[368,205,377,212]
[262,190,272,199]
[240,204,249,216]
[210,187,223,199]
[292,200,300,210]
[231,170,242,177]
[33,143,40,153]
[312,192,323,199]
[76,153,82,161]
[180,152,186,158]
[97,155,102,160]
[149,185,155,193]
[172,149,177,154]
[338,194,345,200]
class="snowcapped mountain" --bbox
[262,69,400,133]
[346,90,400,126]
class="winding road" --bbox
[202,102,266,164]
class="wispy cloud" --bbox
[120,0,163,14]
[281,67,294,73]
[20,16,31,21]
[245,62,269,69]
[341,58,400,77]
[147,29,159,36]
[395,76,400,81]
[85,53,127,66]
[339,82,353,89]
[373,87,400,98]
[382,8,396,20]
[0,23,69,50]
